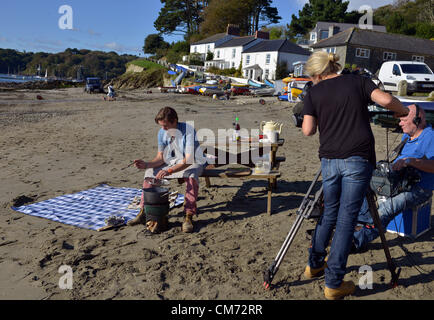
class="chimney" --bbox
[328,25,339,38]
[255,30,270,40]
[227,24,240,36]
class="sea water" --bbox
[0,73,48,83]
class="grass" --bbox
[128,59,166,70]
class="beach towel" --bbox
[11,184,184,231]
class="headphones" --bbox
[413,104,421,128]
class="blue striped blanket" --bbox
[11,184,184,231]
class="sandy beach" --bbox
[0,87,432,300]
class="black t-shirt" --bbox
[302,74,378,165]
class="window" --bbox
[231,62,235,68]
[194,46,197,53]
[232,48,236,58]
[266,54,271,64]
[320,30,329,40]
[392,64,401,76]
[207,45,210,52]
[265,69,269,79]
[355,48,370,58]
[412,55,424,63]
[325,47,336,54]
[216,50,220,59]
[400,64,432,74]
[310,32,316,41]
[383,52,396,61]
[246,55,250,65]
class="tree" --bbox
[154,0,206,39]
[143,34,169,55]
[374,0,434,39]
[200,0,281,37]
[286,0,361,39]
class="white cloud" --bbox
[89,42,140,53]
[88,29,102,37]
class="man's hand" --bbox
[156,169,169,179]
[134,159,147,169]
[394,106,410,119]
[392,158,412,171]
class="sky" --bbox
[0,0,395,56]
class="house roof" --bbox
[314,21,386,33]
[311,28,434,57]
[243,39,311,56]
[215,36,256,48]
[191,33,228,45]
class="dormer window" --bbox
[310,32,316,41]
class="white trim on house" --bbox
[383,52,397,61]
[356,48,370,58]
[412,55,425,62]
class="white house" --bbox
[188,25,241,62]
[242,39,311,81]
[205,31,270,70]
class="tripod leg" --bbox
[263,168,322,289]
[365,190,400,287]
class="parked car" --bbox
[85,77,104,93]
[378,61,434,95]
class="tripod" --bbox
[263,167,401,290]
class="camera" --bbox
[290,81,313,128]
[292,101,305,128]
[370,160,421,197]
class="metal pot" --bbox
[142,187,169,205]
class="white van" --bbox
[378,61,434,94]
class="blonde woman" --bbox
[301,51,408,299]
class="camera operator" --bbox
[353,104,434,250]
[300,51,409,300]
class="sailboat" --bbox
[45,69,48,78]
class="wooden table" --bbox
[199,138,285,215]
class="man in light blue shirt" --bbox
[353,104,434,251]
[128,107,206,233]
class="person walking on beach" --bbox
[300,51,409,299]
[128,107,206,233]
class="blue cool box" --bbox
[386,197,432,238]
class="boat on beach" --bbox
[248,79,266,88]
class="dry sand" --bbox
[0,87,433,300]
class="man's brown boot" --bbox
[127,207,146,226]
[182,213,194,233]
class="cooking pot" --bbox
[142,187,169,205]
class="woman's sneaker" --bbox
[324,281,356,300]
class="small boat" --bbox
[264,79,274,88]
[231,83,249,87]
[250,87,275,97]
[282,76,311,83]
[231,86,251,95]
[248,79,266,88]
[199,87,224,96]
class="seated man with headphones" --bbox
[353,104,434,251]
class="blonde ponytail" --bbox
[305,51,342,77]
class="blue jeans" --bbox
[308,157,373,288]
[353,185,433,250]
